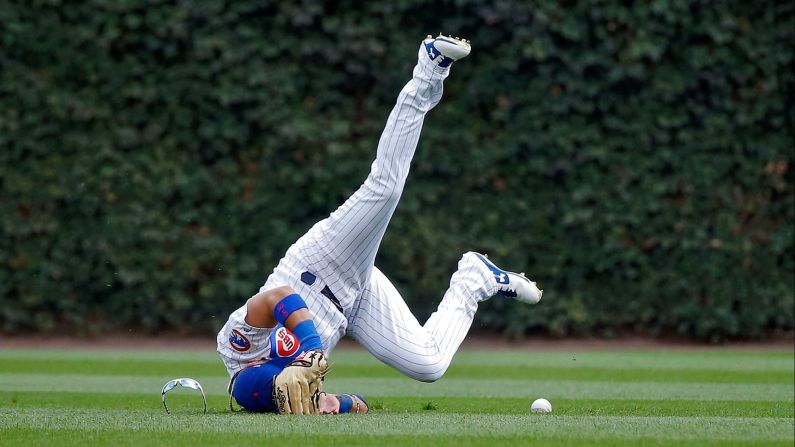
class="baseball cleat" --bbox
[474,252,543,304]
[423,33,471,67]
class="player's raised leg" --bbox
[292,35,471,302]
[347,253,542,382]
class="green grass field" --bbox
[1,345,792,446]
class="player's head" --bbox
[229,361,283,412]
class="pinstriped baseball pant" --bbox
[290,44,497,381]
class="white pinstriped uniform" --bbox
[218,43,498,381]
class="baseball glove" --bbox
[273,350,329,415]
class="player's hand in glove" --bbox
[273,350,329,415]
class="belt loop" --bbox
[300,271,342,314]
[301,271,317,286]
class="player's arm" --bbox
[245,286,323,352]
[246,286,327,415]
[318,393,369,415]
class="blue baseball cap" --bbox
[231,362,285,413]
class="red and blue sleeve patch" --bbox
[229,328,252,352]
[269,324,302,359]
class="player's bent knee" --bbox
[404,364,447,383]
[415,370,445,383]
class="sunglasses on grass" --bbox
[161,377,207,415]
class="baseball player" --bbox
[217,34,543,414]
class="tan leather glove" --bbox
[273,350,329,415]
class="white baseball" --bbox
[531,398,552,413]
